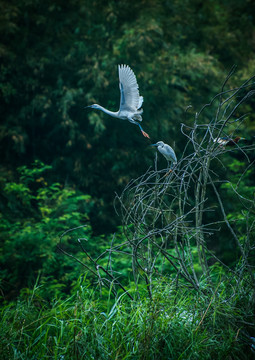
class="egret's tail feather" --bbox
[134,113,143,121]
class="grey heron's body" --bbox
[213,136,244,147]
[151,141,177,167]
[86,65,150,138]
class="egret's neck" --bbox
[96,105,119,118]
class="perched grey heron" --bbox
[213,136,245,147]
[151,141,177,168]
[85,64,150,138]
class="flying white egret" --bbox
[85,64,150,138]
[150,141,177,167]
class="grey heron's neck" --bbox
[96,105,119,118]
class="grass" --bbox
[0,273,254,360]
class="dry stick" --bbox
[58,225,88,246]
[194,83,249,281]
[194,282,220,332]
[194,171,205,273]
[235,159,255,191]
[200,160,212,280]
[209,174,255,286]
[216,89,255,145]
[58,228,133,298]
[95,240,131,262]
[173,228,198,289]
[192,144,211,281]
[150,239,199,290]
[106,233,115,273]
[244,213,255,303]
[178,221,199,286]
[212,66,244,140]
[145,169,177,285]
[115,74,255,299]
[122,160,209,291]
[58,227,97,277]
[197,72,255,117]
[77,239,134,300]
[57,245,106,285]
[204,243,255,288]
[215,65,237,124]
[144,272,152,300]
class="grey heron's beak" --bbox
[84,106,92,109]
[150,144,158,147]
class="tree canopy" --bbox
[1,0,254,231]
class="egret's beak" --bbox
[84,106,92,109]
[150,144,158,147]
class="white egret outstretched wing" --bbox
[118,64,143,112]
[86,64,149,138]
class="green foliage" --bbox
[0,274,253,360]
[0,161,95,298]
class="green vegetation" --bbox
[1,0,255,358]
[0,274,253,360]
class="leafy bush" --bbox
[0,161,95,299]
